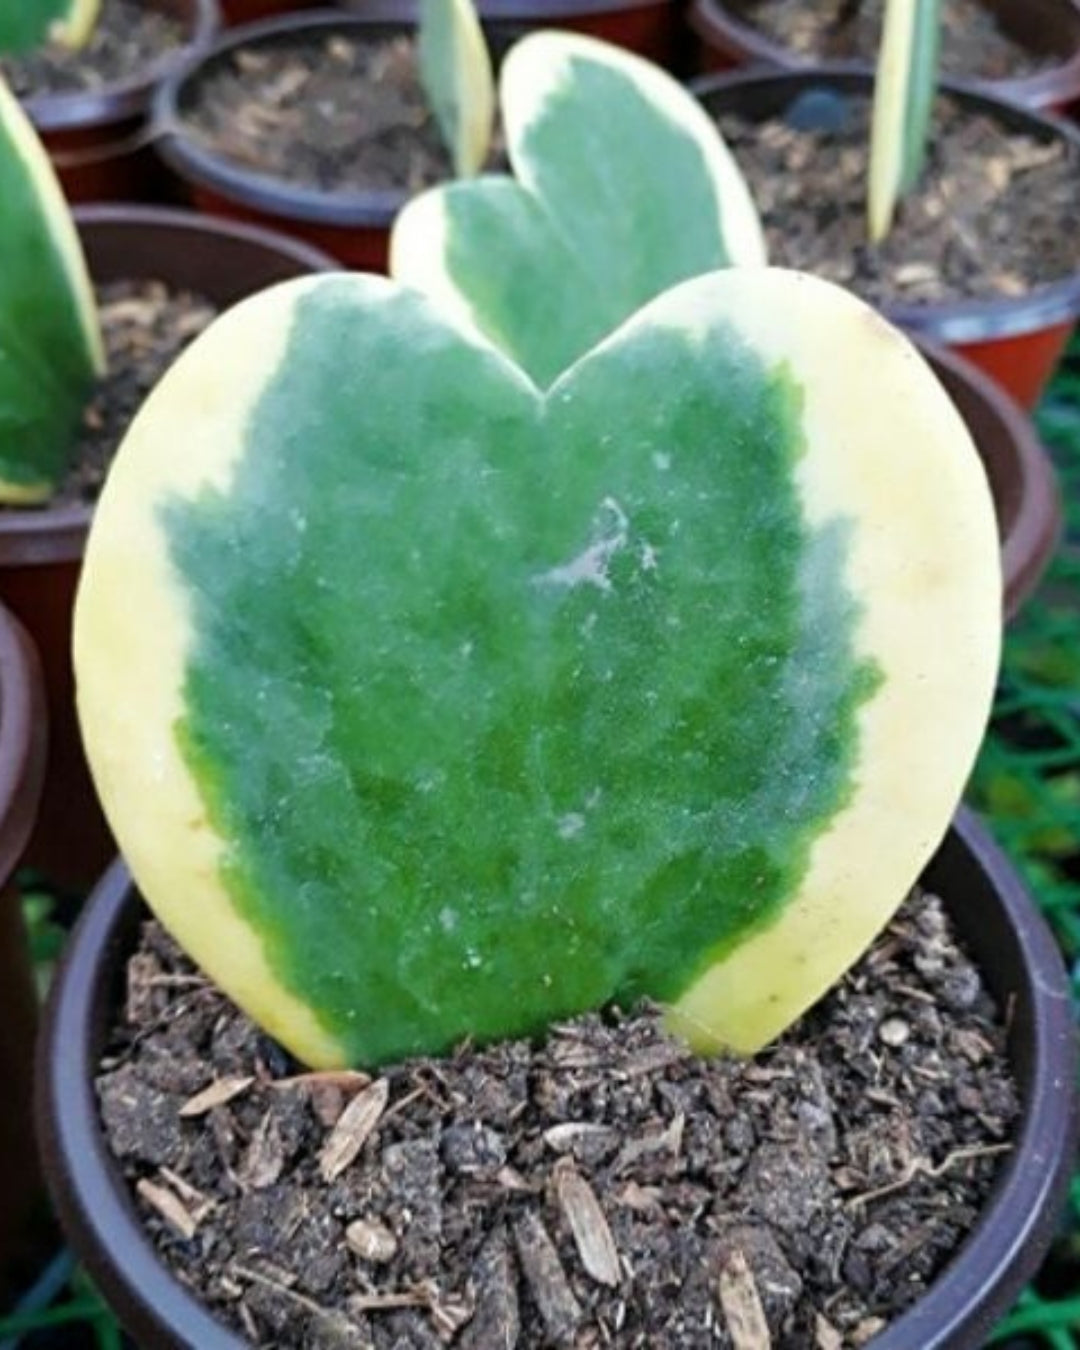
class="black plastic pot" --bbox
[0,206,336,895]
[17,0,220,203]
[692,66,1080,409]
[36,812,1078,1349]
[688,0,1080,112]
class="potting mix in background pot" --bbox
[0,0,220,203]
[688,0,1080,113]
[689,66,1080,408]
[35,27,1077,1348]
[0,78,336,891]
[0,604,47,1307]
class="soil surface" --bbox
[98,890,1018,1349]
[32,280,217,511]
[711,91,1080,306]
[1,0,189,99]
[181,30,456,195]
[724,0,1061,81]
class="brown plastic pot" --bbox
[688,0,1080,112]
[693,67,1080,408]
[0,604,48,1298]
[919,339,1062,619]
[18,0,220,204]
[35,811,1079,1348]
[153,3,677,270]
[219,0,324,26]
[0,206,336,896]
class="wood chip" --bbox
[553,1159,621,1288]
[349,1288,430,1312]
[717,1248,772,1350]
[513,1210,582,1344]
[542,1122,617,1154]
[137,1178,198,1240]
[345,1217,398,1264]
[179,1075,255,1118]
[319,1078,389,1182]
[815,1313,843,1350]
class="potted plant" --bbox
[688,0,1080,114]
[36,30,1075,1347]
[684,4,1080,409]
[0,0,220,202]
[0,73,335,892]
[0,602,47,1304]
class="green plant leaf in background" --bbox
[75,269,999,1070]
[0,76,103,503]
[0,0,99,52]
[392,32,766,389]
[868,0,942,243]
[418,0,495,178]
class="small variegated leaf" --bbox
[418,0,495,177]
[75,269,999,1070]
[0,75,103,502]
[392,31,766,388]
[0,0,100,52]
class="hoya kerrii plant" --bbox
[0,0,99,53]
[418,0,496,178]
[0,74,104,503]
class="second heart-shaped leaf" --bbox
[75,269,999,1069]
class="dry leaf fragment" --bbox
[553,1159,621,1288]
[319,1078,390,1181]
[273,1069,372,1127]
[542,1123,617,1154]
[179,1075,255,1118]
[717,1248,771,1350]
[238,1111,285,1190]
[137,1179,198,1240]
[815,1313,843,1350]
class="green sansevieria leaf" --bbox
[392,32,766,389]
[75,269,999,1070]
[868,0,942,243]
[0,0,100,52]
[0,76,103,503]
[418,0,495,177]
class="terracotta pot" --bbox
[153,3,678,270]
[919,340,1062,618]
[0,206,336,896]
[35,811,1079,1348]
[0,604,48,1300]
[16,0,220,204]
[688,0,1080,112]
[692,67,1080,408]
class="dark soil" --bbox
[0,0,188,99]
[36,280,217,511]
[711,91,1080,306]
[181,30,456,195]
[98,890,1018,1349]
[725,0,1061,81]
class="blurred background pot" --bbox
[35,812,1079,1348]
[688,0,1080,112]
[0,604,47,1303]
[0,206,335,897]
[692,67,1080,408]
[10,0,220,204]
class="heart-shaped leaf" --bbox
[391,31,766,388]
[75,269,999,1070]
[0,76,103,501]
[0,0,99,52]
[418,0,495,177]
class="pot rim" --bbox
[690,63,1080,343]
[35,810,1079,1350]
[913,337,1063,619]
[687,0,1080,109]
[0,605,47,886]
[21,0,221,134]
[0,204,337,571]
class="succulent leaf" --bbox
[75,269,999,1070]
[0,76,103,504]
[392,31,766,388]
[418,0,495,178]
[0,0,100,52]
